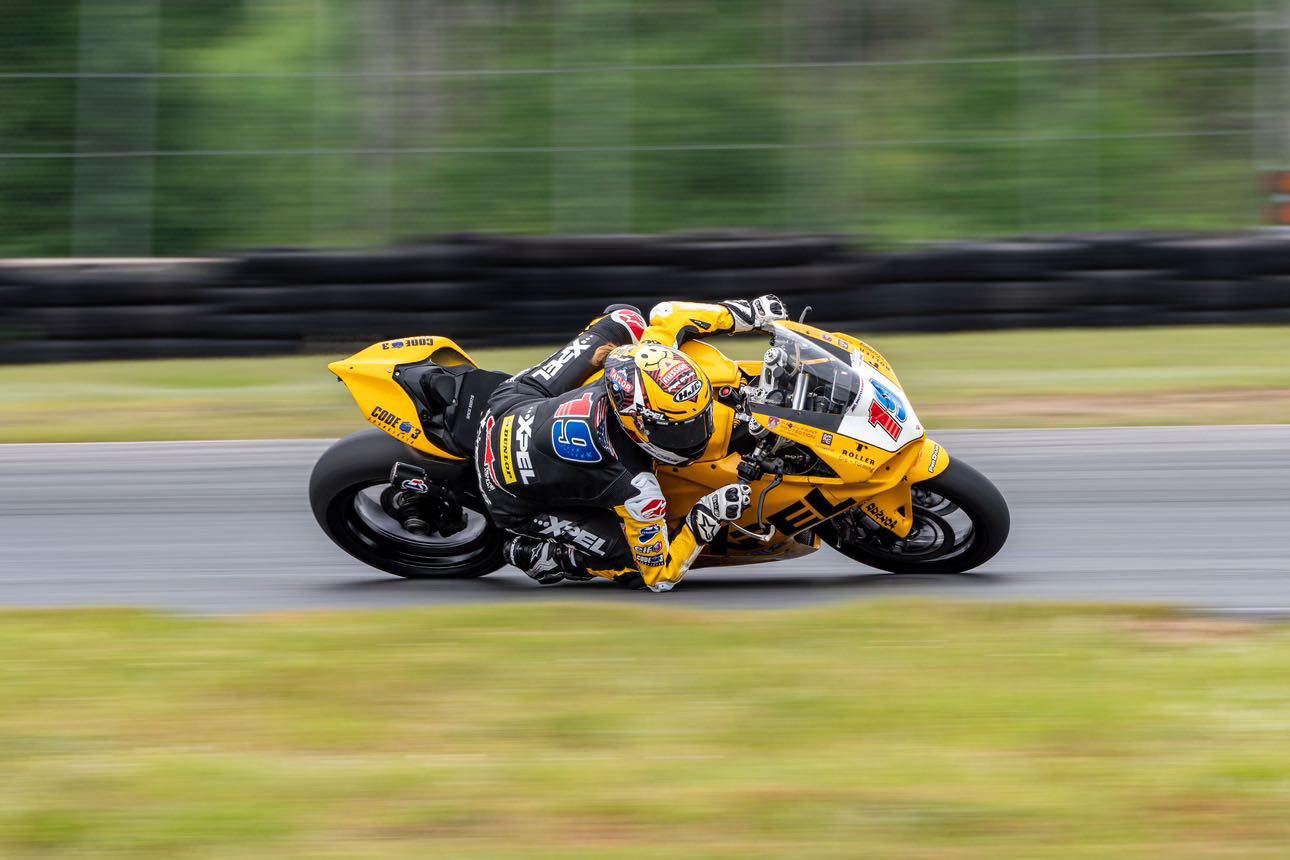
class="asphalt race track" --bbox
[1,426,1287,613]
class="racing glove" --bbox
[721,295,788,333]
[686,483,753,544]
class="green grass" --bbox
[2,601,1290,857]
[2,325,1288,442]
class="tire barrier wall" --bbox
[4,232,1290,364]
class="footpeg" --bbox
[390,462,429,494]
[383,462,468,537]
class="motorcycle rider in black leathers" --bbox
[474,296,787,591]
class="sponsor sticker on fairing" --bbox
[867,400,901,441]
[866,379,908,442]
[870,379,908,422]
[863,502,899,530]
[369,406,422,442]
[381,336,434,350]
[836,444,877,468]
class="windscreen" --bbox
[770,324,863,415]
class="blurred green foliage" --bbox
[0,0,1275,255]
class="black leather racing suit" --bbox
[475,300,757,589]
[474,307,662,586]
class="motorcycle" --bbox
[310,318,1010,581]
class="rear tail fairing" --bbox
[328,336,481,461]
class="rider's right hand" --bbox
[721,295,788,332]
[686,483,753,543]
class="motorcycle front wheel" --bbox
[309,429,505,579]
[822,458,1010,575]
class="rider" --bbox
[475,296,788,591]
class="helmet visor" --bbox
[641,403,714,463]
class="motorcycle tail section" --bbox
[329,335,482,461]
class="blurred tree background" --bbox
[0,0,1283,256]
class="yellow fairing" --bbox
[328,335,478,460]
[658,331,953,553]
[730,409,951,541]
[679,339,742,388]
[915,437,951,481]
[663,432,949,550]
[680,339,742,461]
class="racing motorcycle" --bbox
[309,318,1010,581]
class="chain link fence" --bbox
[2,0,1289,256]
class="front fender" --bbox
[910,437,950,484]
[849,437,950,539]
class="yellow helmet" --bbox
[603,343,714,465]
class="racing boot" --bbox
[503,535,583,585]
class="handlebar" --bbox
[731,442,781,543]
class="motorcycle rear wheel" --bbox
[309,429,505,579]
[822,458,1009,575]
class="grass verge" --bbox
[2,325,1288,442]
[2,601,1290,857]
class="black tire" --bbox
[823,458,1010,575]
[309,429,505,579]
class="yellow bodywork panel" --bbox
[914,437,950,481]
[679,339,744,388]
[663,329,948,548]
[679,339,751,462]
[328,335,479,460]
[850,439,946,537]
